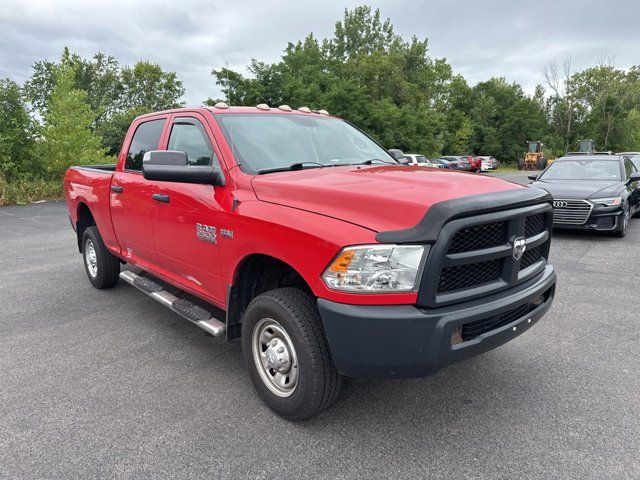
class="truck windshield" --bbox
[539,160,621,181]
[215,113,394,173]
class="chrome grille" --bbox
[552,199,592,225]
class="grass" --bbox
[0,176,64,206]
[488,164,521,173]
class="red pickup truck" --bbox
[64,105,556,420]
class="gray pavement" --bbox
[1,198,639,479]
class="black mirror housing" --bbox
[527,173,538,181]
[628,172,640,183]
[142,150,225,186]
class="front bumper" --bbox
[554,204,623,231]
[318,265,556,379]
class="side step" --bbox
[119,270,226,337]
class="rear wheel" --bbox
[241,288,341,421]
[82,226,120,288]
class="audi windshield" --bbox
[214,113,394,173]
[539,159,622,181]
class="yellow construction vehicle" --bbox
[518,141,547,171]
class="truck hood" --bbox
[251,165,520,233]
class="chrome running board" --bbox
[119,270,226,337]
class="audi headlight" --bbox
[322,244,427,292]
[590,196,622,206]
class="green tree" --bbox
[25,49,185,155]
[119,61,185,112]
[207,7,452,157]
[24,47,121,125]
[0,79,36,180]
[38,65,109,178]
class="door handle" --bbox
[110,185,124,193]
[152,193,170,203]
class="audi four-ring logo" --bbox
[553,200,568,208]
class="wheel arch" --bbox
[76,202,96,252]
[226,253,313,340]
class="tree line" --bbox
[2,6,640,202]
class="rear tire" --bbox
[241,288,341,421]
[82,226,120,288]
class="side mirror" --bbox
[142,150,225,186]
[628,172,640,183]
[388,149,408,164]
[527,173,538,181]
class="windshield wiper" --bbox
[359,158,396,165]
[257,162,327,175]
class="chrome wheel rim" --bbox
[85,240,98,278]
[252,318,299,397]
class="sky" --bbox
[1,0,639,105]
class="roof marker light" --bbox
[318,109,329,115]
[298,106,311,113]
[256,103,270,110]
[278,105,292,111]
[214,102,229,109]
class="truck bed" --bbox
[64,164,119,253]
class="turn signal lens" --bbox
[328,249,357,272]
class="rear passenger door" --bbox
[111,116,167,270]
[151,114,228,305]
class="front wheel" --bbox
[613,207,630,238]
[241,288,341,421]
[82,226,120,288]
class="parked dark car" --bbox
[442,156,472,171]
[430,158,452,168]
[529,155,640,237]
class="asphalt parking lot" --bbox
[2,176,639,479]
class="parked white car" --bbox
[403,154,443,168]
[477,156,499,171]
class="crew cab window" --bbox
[125,119,166,171]
[167,118,219,167]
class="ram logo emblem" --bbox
[512,237,527,261]
[196,223,217,244]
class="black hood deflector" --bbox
[376,187,552,244]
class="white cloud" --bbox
[1,0,639,104]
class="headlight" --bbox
[322,244,427,292]
[590,196,622,206]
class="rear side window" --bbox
[125,119,166,171]
[167,118,219,167]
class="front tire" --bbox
[241,288,341,421]
[82,226,120,288]
[613,207,629,238]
